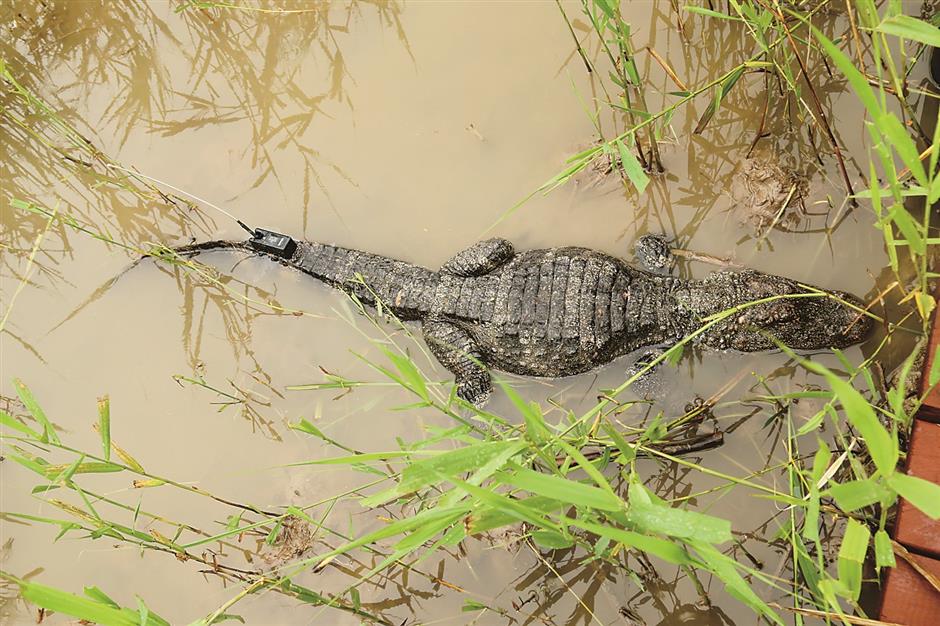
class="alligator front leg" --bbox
[440,238,514,276]
[423,319,492,407]
[633,233,674,274]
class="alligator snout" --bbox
[736,287,873,351]
[825,290,873,347]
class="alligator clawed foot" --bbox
[633,233,675,274]
[626,348,666,400]
[457,379,492,408]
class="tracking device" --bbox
[249,228,297,259]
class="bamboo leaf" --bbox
[361,441,523,507]
[693,67,744,135]
[97,396,111,462]
[888,205,926,254]
[318,505,472,570]
[802,360,897,476]
[43,462,124,478]
[615,139,650,194]
[809,25,881,121]
[691,540,784,624]
[137,596,150,626]
[626,501,732,544]
[888,472,940,519]
[531,529,574,549]
[879,113,928,187]
[837,518,870,600]
[555,439,617,498]
[394,511,463,551]
[448,475,556,529]
[929,173,940,205]
[569,518,691,565]
[810,440,831,483]
[601,421,636,464]
[803,489,820,542]
[874,529,896,569]
[594,0,615,19]
[304,451,426,465]
[463,599,489,612]
[16,578,153,626]
[501,383,549,444]
[55,455,84,485]
[876,14,940,48]
[683,6,743,20]
[383,349,429,402]
[83,586,120,608]
[496,466,622,511]
[465,495,566,534]
[13,379,59,444]
[110,440,145,473]
[133,479,166,488]
[6,451,49,476]
[0,409,41,439]
[827,478,893,511]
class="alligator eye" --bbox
[768,302,797,323]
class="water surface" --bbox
[0,2,913,624]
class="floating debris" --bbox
[733,153,809,232]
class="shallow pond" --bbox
[1,1,932,624]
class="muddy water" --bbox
[0,1,916,624]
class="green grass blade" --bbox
[12,379,59,444]
[97,396,111,462]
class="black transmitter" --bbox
[249,228,297,259]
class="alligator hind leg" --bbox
[423,319,492,407]
[625,348,668,400]
[633,234,674,274]
[440,238,514,277]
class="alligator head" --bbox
[684,270,872,352]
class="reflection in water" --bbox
[169,1,411,229]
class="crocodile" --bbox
[179,232,872,406]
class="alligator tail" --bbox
[168,239,440,321]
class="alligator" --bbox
[179,231,872,406]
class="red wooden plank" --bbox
[895,419,940,559]
[919,305,940,421]
[879,296,940,621]
[880,551,940,625]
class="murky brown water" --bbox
[1,1,932,624]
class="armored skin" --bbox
[189,237,872,405]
